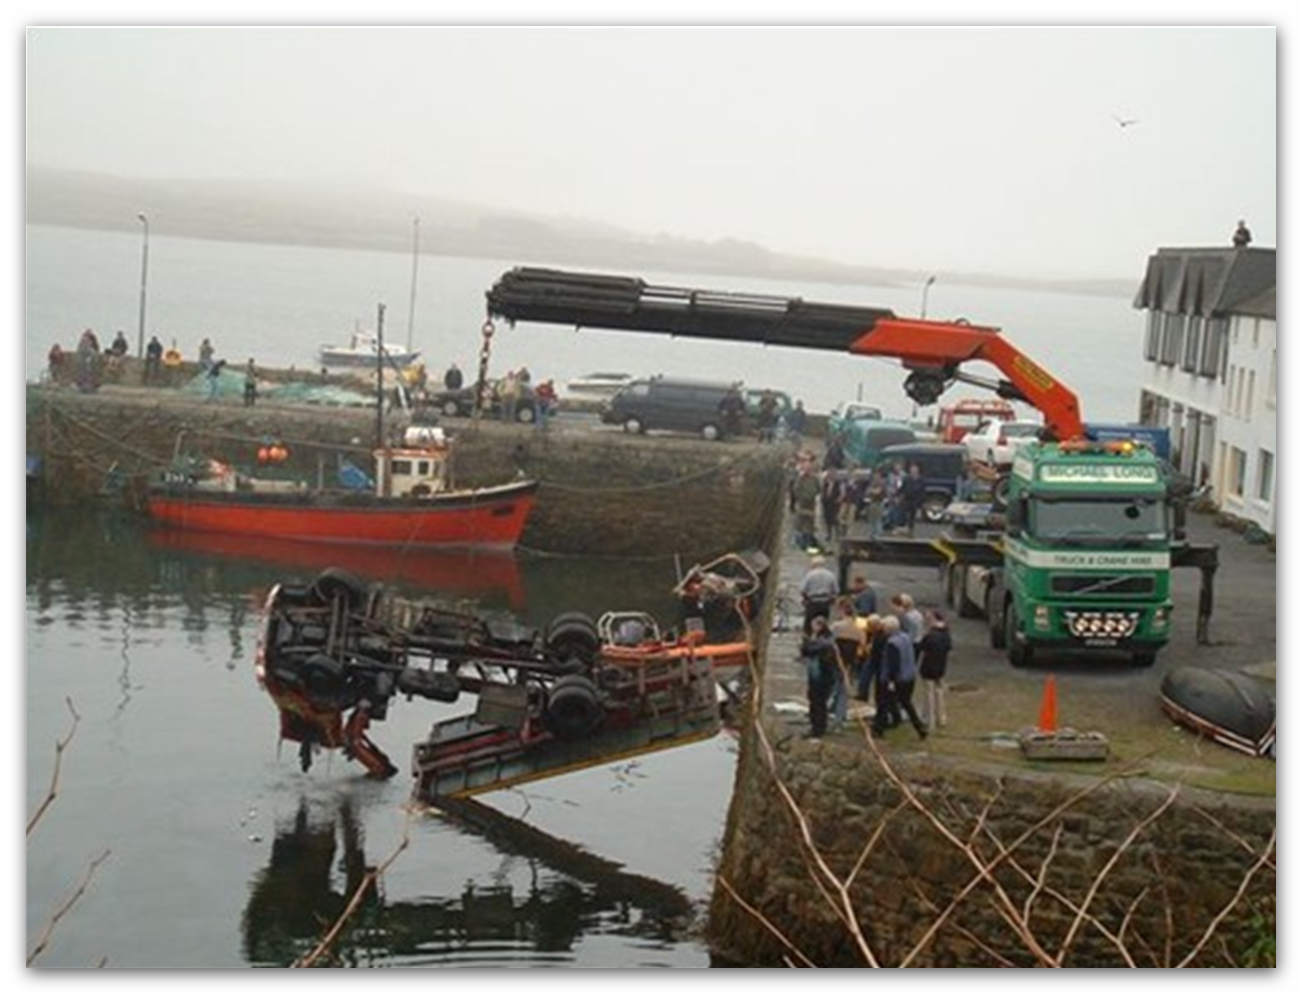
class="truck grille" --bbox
[1050,574,1156,596]
[1063,610,1141,639]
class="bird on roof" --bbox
[1112,114,1139,128]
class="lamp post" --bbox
[136,213,150,358]
[920,274,936,319]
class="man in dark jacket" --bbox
[800,616,838,739]
[872,615,928,740]
[918,609,953,731]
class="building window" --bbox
[1144,313,1161,361]
[1160,313,1184,366]
[1267,349,1276,408]
[1228,447,1246,497]
[1182,316,1202,372]
[1200,318,1227,379]
[1257,450,1274,502]
[1247,371,1256,415]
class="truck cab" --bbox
[993,440,1174,668]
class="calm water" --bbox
[24,223,1146,422]
[25,508,738,968]
[23,225,1147,968]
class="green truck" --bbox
[962,439,1177,667]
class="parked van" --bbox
[600,375,742,440]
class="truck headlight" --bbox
[1034,605,1051,631]
[1152,606,1169,630]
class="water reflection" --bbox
[241,791,696,967]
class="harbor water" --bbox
[24,224,1150,968]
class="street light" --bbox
[920,274,937,319]
[136,213,150,359]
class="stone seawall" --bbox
[704,511,1277,967]
[24,385,789,559]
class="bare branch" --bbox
[27,849,111,966]
[291,804,415,968]
[27,697,81,837]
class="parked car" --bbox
[425,381,538,423]
[963,418,1043,466]
[828,401,884,438]
[876,442,970,522]
[600,375,743,440]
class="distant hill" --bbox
[25,167,1137,299]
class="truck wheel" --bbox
[545,612,600,667]
[987,588,1006,648]
[442,398,462,417]
[1132,651,1157,668]
[1005,603,1032,668]
[701,423,721,441]
[922,494,949,523]
[623,416,645,435]
[991,473,1011,510]
[516,404,536,424]
[949,566,981,618]
[311,567,368,610]
[544,675,604,740]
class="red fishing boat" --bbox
[145,427,538,551]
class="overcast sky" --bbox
[19,8,1282,280]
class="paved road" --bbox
[759,503,1276,787]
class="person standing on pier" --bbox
[800,615,837,740]
[243,358,259,407]
[917,609,953,731]
[872,615,928,740]
[144,335,163,384]
[798,553,840,635]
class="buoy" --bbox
[1038,675,1058,733]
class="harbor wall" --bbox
[24,384,790,559]
[706,730,1275,966]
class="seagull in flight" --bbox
[1113,114,1139,128]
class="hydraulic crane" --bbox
[484,266,1084,440]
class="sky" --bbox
[17,5,1281,281]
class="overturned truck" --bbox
[255,557,764,799]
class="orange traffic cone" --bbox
[1038,675,1058,733]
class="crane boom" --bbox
[485,267,1084,440]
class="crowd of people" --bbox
[797,553,954,742]
[787,448,932,553]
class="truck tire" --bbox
[623,416,645,435]
[987,588,1006,648]
[545,612,600,668]
[922,493,949,523]
[1005,602,1032,668]
[701,423,721,441]
[544,675,604,740]
[311,567,368,610]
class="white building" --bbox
[1133,246,1276,535]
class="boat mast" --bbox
[376,302,386,451]
[407,216,419,353]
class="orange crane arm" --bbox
[847,317,1084,440]
[485,267,1085,441]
